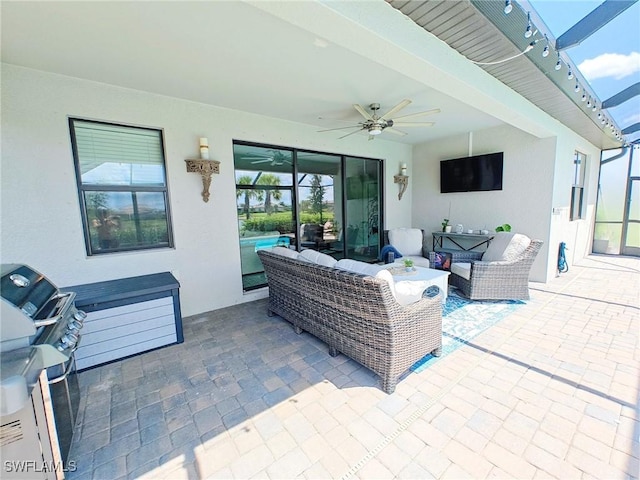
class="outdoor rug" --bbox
[411,287,525,372]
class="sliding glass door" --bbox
[234,142,382,291]
[594,145,640,256]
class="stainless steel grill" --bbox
[1,264,86,479]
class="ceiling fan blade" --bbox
[392,122,435,127]
[380,99,411,120]
[317,125,361,132]
[384,127,408,136]
[250,159,273,164]
[353,104,373,120]
[393,108,441,121]
[339,128,365,140]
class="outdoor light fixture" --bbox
[581,93,587,102]
[542,36,549,57]
[369,125,383,136]
[185,137,220,203]
[567,69,574,80]
[394,163,409,200]
[504,0,512,14]
[555,53,562,71]
[574,84,580,93]
[524,12,533,38]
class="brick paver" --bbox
[67,255,639,479]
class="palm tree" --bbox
[236,175,261,219]
[257,174,282,215]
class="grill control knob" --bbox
[57,332,79,351]
[67,320,82,332]
[73,310,87,323]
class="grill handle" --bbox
[47,350,78,385]
[33,292,76,328]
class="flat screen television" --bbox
[440,152,503,193]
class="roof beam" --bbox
[602,82,640,108]
[556,0,637,51]
[622,123,640,135]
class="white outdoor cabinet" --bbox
[62,272,183,371]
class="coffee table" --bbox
[387,265,450,303]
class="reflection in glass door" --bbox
[234,145,295,291]
[296,152,343,257]
[345,156,381,262]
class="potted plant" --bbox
[495,223,512,232]
[442,218,450,232]
[403,258,414,272]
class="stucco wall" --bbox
[411,123,601,283]
[1,64,412,317]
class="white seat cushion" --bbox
[335,259,383,276]
[450,262,471,280]
[388,228,423,256]
[482,232,515,262]
[298,249,337,267]
[271,246,299,259]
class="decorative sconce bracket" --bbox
[394,174,409,200]
[185,159,220,202]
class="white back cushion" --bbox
[298,249,337,267]
[501,234,531,261]
[482,232,515,262]
[375,269,396,297]
[388,228,423,256]
[335,259,382,276]
[271,246,299,259]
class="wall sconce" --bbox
[394,163,409,200]
[185,137,220,203]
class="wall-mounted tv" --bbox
[440,152,503,193]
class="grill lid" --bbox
[0,264,58,321]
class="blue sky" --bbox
[527,0,640,144]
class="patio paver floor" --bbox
[67,254,639,479]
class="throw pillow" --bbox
[432,251,452,271]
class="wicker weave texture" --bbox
[448,240,544,300]
[257,250,443,393]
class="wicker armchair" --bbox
[429,239,543,300]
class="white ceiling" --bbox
[0,1,510,146]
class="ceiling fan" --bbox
[242,150,292,166]
[319,99,440,140]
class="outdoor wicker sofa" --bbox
[429,233,543,300]
[257,249,443,393]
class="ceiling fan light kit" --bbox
[319,99,439,140]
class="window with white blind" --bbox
[69,118,174,255]
[570,151,587,221]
